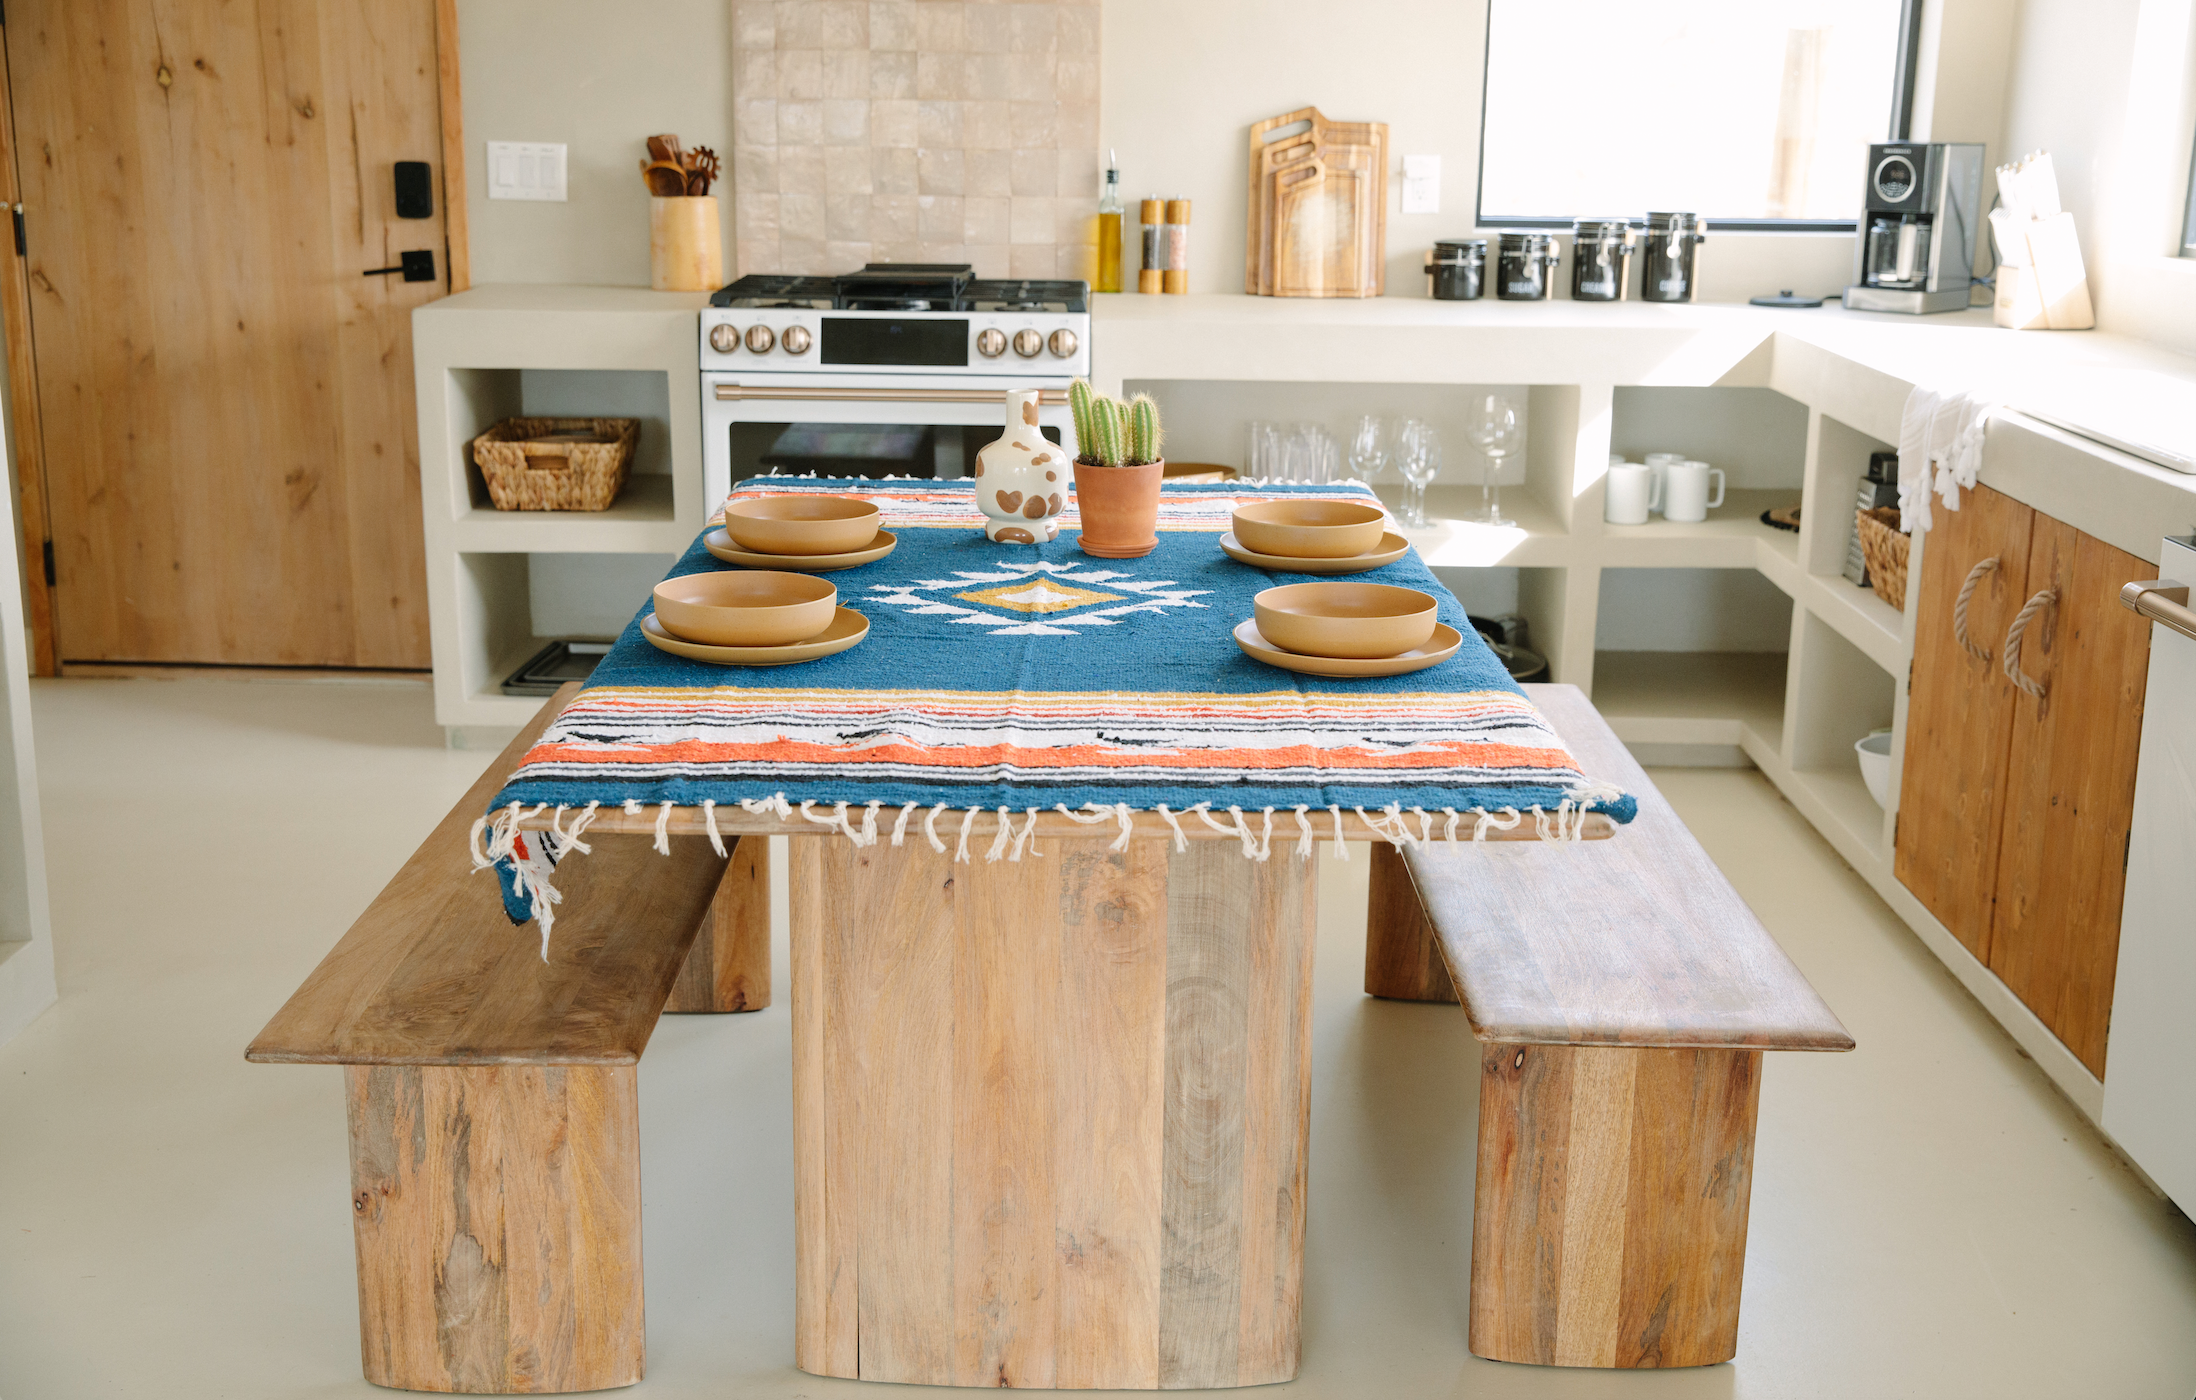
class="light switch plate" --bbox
[487,141,568,202]
[1401,154,1441,214]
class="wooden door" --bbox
[1987,519,2151,1076]
[1894,484,2034,958]
[6,0,444,667]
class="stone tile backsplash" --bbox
[731,1,1101,281]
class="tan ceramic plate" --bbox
[1233,618,1463,677]
[1219,531,1410,574]
[642,608,869,666]
[705,528,898,572]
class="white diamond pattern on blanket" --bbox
[869,560,1210,635]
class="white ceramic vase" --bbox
[975,388,1069,543]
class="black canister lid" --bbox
[1644,210,1703,230]
[1497,231,1556,251]
[1431,239,1487,263]
[1573,218,1633,239]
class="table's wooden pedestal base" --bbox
[790,836,1315,1389]
[345,1065,645,1393]
[667,834,770,1013]
[1469,1043,1761,1369]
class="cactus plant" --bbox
[1067,378,1163,467]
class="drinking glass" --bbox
[1347,415,1390,485]
[1396,418,1440,527]
[1465,392,1522,526]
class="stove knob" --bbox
[976,327,1007,358]
[1012,328,1044,358]
[1047,328,1079,359]
[709,324,739,353]
[745,324,776,354]
[781,324,813,356]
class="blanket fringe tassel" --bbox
[486,788,1618,946]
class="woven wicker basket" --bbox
[1855,506,1909,613]
[473,418,639,511]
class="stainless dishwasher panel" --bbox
[2102,535,2196,1210]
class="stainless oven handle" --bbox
[2122,579,2196,644]
[712,384,1070,406]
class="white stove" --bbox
[699,264,1090,505]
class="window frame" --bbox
[1472,0,1927,233]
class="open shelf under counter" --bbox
[1797,570,1906,673]
[1379,483,1569,567]
[1791,764,1890,861]
[1595,488,1802,581]
[1589,650,1787,753]
[451,475,691,555]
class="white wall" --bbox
[0,383,55,1047]
[458,0,735,285]
[1995,0,2196,353]
[458,0,1859,301]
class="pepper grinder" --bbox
[1163,198,1191,294]
[1138,197,1164,294]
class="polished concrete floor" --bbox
[3,676,2194,1399]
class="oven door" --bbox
[702,374,1078,510]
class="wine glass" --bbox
[1465,392,1522,526]
[1396,419,1440,527]
[1347,415,1390,485]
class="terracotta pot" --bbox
[1072,459,1165,558]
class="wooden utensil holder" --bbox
[650,196,723,292]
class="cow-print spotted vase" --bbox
[974,387,1068,543]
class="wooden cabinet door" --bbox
[8,0,441,667]
[1987,519,2151,1077]
[1894,485,2035,960]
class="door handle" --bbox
[2003,588,2058,699]
[712,384,1069,405]
[2122,579,2196,643]
[366,250,436,282]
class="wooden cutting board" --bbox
[1246,107,1388,298]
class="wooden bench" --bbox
[246,684,769,1393]
[1363,683,1854,1370]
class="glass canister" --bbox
[1640,211,1707,303]
[1495,232,1560,300]
[1430,239,1487,300]
[1570,219,1634,301]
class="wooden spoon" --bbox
[685,146,721,198]
[645,134,679,164]
[641,160,689,197]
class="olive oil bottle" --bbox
[1095,152,1123,293]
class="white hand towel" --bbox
[1897,385,1998,534]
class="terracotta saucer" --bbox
[1232,618,1463,677]
[1219,530,1409,574]
[642,608,869,666]
[705,528,898,572]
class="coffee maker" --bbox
[1843,142,1984,315]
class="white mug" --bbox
[1642,452,1684,511]
[1662,459,1725,522]
[1604,462,1661,524]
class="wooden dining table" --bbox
[485,477,1629,1389]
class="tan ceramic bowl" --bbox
[724,495,881,556]
[1231,499,1387,559]
[1253,582,1438,659]
[653,571,838,647]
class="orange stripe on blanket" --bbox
[518,736,1580,774]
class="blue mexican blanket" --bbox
[481,477,1634,926]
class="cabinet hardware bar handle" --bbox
[713,385,1070,405]
[2121,579,2196,644]
[1952,556,1999,661]
[2003,588,2058,700]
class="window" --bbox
[1477,0,1922,230]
